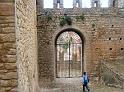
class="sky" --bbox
[44,0,109,8]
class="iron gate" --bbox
[56,31,83,78]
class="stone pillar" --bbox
[73,0,82,8]
[16,0,39,92]
[91,0,101,8]
[60,0,63,8]
[53,0,63,8]
[109,0,118,8]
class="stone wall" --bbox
[101,61,124,88]
[0,0,18,92]
[36,0,43,14]
[118,0,124,8]
[37,8,124,87]
[16,0,39,92]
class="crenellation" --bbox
[91,0,101,7]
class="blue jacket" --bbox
[82,75,89,84]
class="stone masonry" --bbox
[37,0,124,88]
[0,0,124,92]
[0,0,18,92]
[16,0,39,92]
[101,61,124,89]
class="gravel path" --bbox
[40,78,124,92]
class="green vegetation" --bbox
[76,13,85,21]
[60,15,72,26]
[92,23,95,28]
[46,15,52,22]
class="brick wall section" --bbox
[37,8,124,87]
[16,0,39,92]
[0,1,18,92]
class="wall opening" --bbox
[94,1,98,7]
[113,0,116,7]
[76,0,79,7]
[57,0,60,8]
[43,0,53,8]
[63,0,73,8]
[55,29,85,78]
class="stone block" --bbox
[0,88,5,92]
[6,55,16,63]
[0,79,17,87]
[0,33,16,42]
[8,49,16,55]
[0,0,14,3]
[3,43,16,49]
[0,3,14,16]
[0,44,3,49]
[1,27,15,33]
[11,87,18,92]
[0,16,15,24]
[0,70,8,73]
[0,63,4,70]
[1,72,17,79]
[5,63,17,70]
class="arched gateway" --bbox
[55,28,85,78]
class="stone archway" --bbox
[37,26,89,88]
[55,28,85,78]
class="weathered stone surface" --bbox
[37,6,124,88]
[0,0,124,92]
[101,61,124,88]
[11,87,18,92]
[0,0,17,91]
[0,0,14,3]
[0,33,16,42]
[0,44,3,49]
[1,27,15,33]
[16,0,39,92]
[4,43,16,49]
[0,63,4,70]
[0,3,14,15]
[5,63,17,70]
[0,72,17,79]
[8,49,16,55]
[0,70,8,73]
[0,79,17,87]
[1,55,16,63]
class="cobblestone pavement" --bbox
[40,78,124,92]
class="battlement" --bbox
[38,8,119,16]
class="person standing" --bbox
[82,72,90,92]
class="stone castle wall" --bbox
[37,8,124,87]
[16,0,39,92]
[101,61,124,88]
[0,0,18,92]
[0,0,124,91]
[118,0,124,8]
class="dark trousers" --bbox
[83,83,90,92]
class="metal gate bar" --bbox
[56,31,82,78]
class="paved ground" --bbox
[40,78,124,92]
